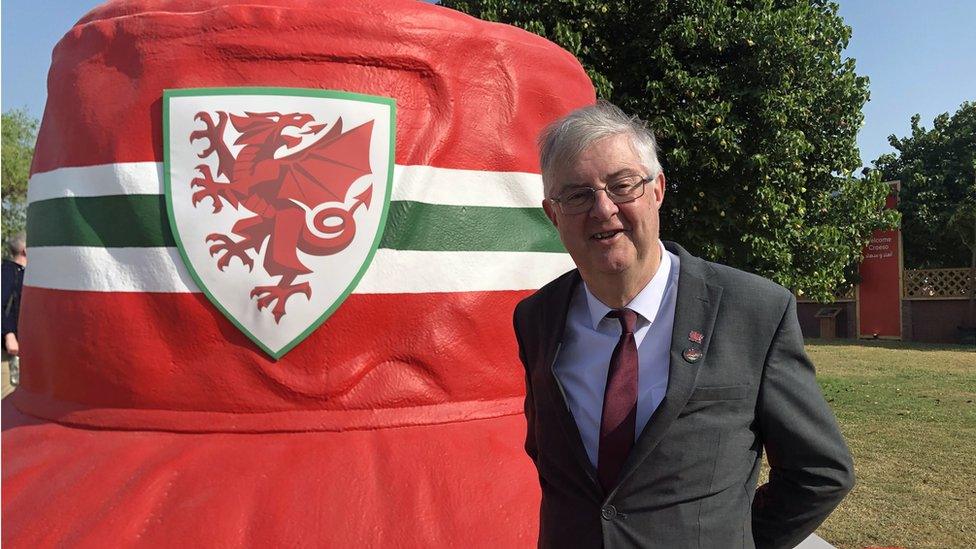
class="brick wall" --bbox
[796,302,856,339]
[798,298,973,344]
[902,299,973,343]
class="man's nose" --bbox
[589,189,619,219]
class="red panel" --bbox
[858,187,902,338]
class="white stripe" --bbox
[26,247,574,294]
[27,162,544,208]
[390,165,544,207]
[25,247,198,293]
[27,163,164,202]
[356,250,574,293]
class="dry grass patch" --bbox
[804,340,975,548]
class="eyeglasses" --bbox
[548,177,650,215]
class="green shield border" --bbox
[163,87,396,360]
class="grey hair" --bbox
[537,100,662,197]
[7,233,26,256]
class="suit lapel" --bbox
[538,271,601,486]
[612,243,724,493]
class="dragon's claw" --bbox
[190,111,232,177]
[249,282,312,323]
[190,112,219,158]
[190,191,222,213]
[191,190,223,213]
[191,164,214,185]
[205,233,254,272]
[191,165,226,213]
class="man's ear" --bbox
[542,199,559,227]
[651,172,666,207]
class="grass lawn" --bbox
[803,339,975,548]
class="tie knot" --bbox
[608,308,637,334]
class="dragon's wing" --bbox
[278,119,374,206]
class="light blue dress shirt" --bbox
[554,241,680,468]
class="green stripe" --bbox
[27,195,565,253]
[383,201,564,252]
[27,195,176,248]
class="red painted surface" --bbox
[2,399,540,547]
[31,0,592,175]
[15,287,531,416]
[858,188,902,338]
[3,1,595,546]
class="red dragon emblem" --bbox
[188,110,373,322]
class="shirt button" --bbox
[601,505,617,520]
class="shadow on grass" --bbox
[803,337,976,353]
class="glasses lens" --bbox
[608,180,646,203]
[560,189,593,214]
[556,179,647,214]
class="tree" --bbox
[444,0,897,301]
[873,102,976,269]
[2,108,38,253]
[948,199,976,331]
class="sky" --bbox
[2,1,974,169]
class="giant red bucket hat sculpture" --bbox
[2,1,595,545]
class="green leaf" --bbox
[2,108,38,252]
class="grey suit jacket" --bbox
[513,242,854,549]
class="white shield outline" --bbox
[163,87,395,359]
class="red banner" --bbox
[858,182,902,338]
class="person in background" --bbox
[3,232,27,388]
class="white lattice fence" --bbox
[903,268,975,299]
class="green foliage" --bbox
[444,0,896,301]
[874,102,976,269]
[951,201,976,261]
[2,109,38,251]
[949,200,976,326]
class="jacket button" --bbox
[601,505,617,520]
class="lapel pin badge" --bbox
[682,347,703,363]
[688,330,704,344]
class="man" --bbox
[3,233,27,388]
[514,102,854,548]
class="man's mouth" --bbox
[591,229,624,240]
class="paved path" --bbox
[1,358,14,398]
[798,533,835,548]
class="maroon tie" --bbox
[598,308,639,492]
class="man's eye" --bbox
[608,183,634,195]
[565,190,592,203]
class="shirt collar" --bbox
[583,240,673,330]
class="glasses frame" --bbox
[548,176,651,215]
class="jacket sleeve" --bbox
[513,303,538,464]
[752,295,855,549]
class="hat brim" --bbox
[2,397,541,546]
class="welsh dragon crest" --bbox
[187,109,374,322]
[164,89,394,358]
